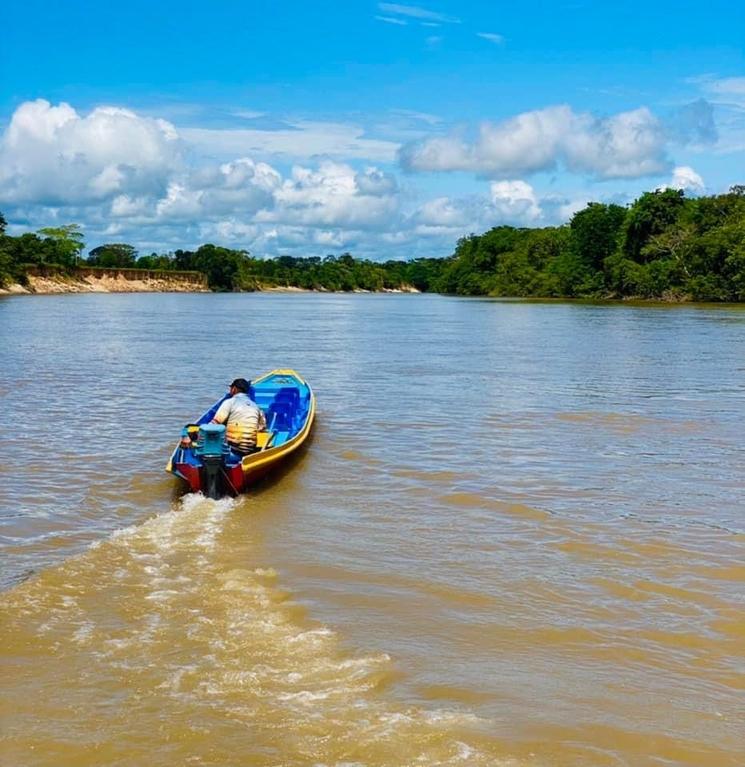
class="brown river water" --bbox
[1,293,743,767]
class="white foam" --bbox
[287,628,335,644]
[454,741,475,760]
[253,567,278,578]
[276,690,332,703]
[72,622,95,643]
[144,589,180,601]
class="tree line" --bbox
[1,186,744,300]
[437,187,745,302]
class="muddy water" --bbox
[1,293,743,766]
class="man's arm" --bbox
[212,400,231,424]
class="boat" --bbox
[166,369,315,498]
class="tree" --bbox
[621,189,686,263]
[136,252,175,270]
[192,244,255,291]
[569,202,626,271]
[88,243,138,268]
[0,211,6,234]
[37,224,85,267]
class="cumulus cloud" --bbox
[400,104,670,179]
[107,158,280,223]
[0,99,181,205]
[111,195,150,217]
[490,180,542,221]
[263,162,400,229]
[0,97,702,262]
[412,180,546,232]
[0,99,409,250]
[415,196,473,228]
[354,167,398,195]
[668,166,705,193]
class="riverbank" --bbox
[1,274,422,296]
[0,270,209,295]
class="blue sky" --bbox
[1,0,743,259]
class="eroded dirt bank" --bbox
[1,271,208,295]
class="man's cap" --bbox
[229,378,250,392]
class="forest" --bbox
[1,187,744,301]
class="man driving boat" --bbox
[211,378,267,455]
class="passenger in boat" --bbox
[211,378,267,455]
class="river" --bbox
[1,292,743,766]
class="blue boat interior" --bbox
[193,372,312,457]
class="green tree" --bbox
[622,189,686,263]
[193,244,256,291]
[37,224,85,267]
[88,243,138,268]
[136,252,176,270]
[0,212,11,286]
[569,202,626,271]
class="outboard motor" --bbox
[195,423,227,499]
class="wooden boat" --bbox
[166,369,315,498]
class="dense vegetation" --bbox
[437,187,745,302]
[0,217,445,293]
[1,186,744,300]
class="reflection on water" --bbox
[1,293,744,766]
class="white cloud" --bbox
[477,32,504,45]
[564,107,668,177]
[400,104,670,179]
[416,196,472,227]
[490,180,542,221]
[668,166,705,193]
[111,195,150,217]
[155,182,204,220]
[703,76,745,99]
[377,3,461,24]
[264,161,400,229]
[355,167,398,196]
[181,120,399,162]
[557,197,592,221]
[0,97,716,262]
[412,180,545,232]
[0,99,181,205]
[375,15,407,25]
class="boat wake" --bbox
[1,494,525,766]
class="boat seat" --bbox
[270,412,292,431]
[256,431,275,449]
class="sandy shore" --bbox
[2,277,422,296]
[1,272,208,295]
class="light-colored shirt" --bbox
[214,393,267,452]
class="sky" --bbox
[1,0,743,260]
